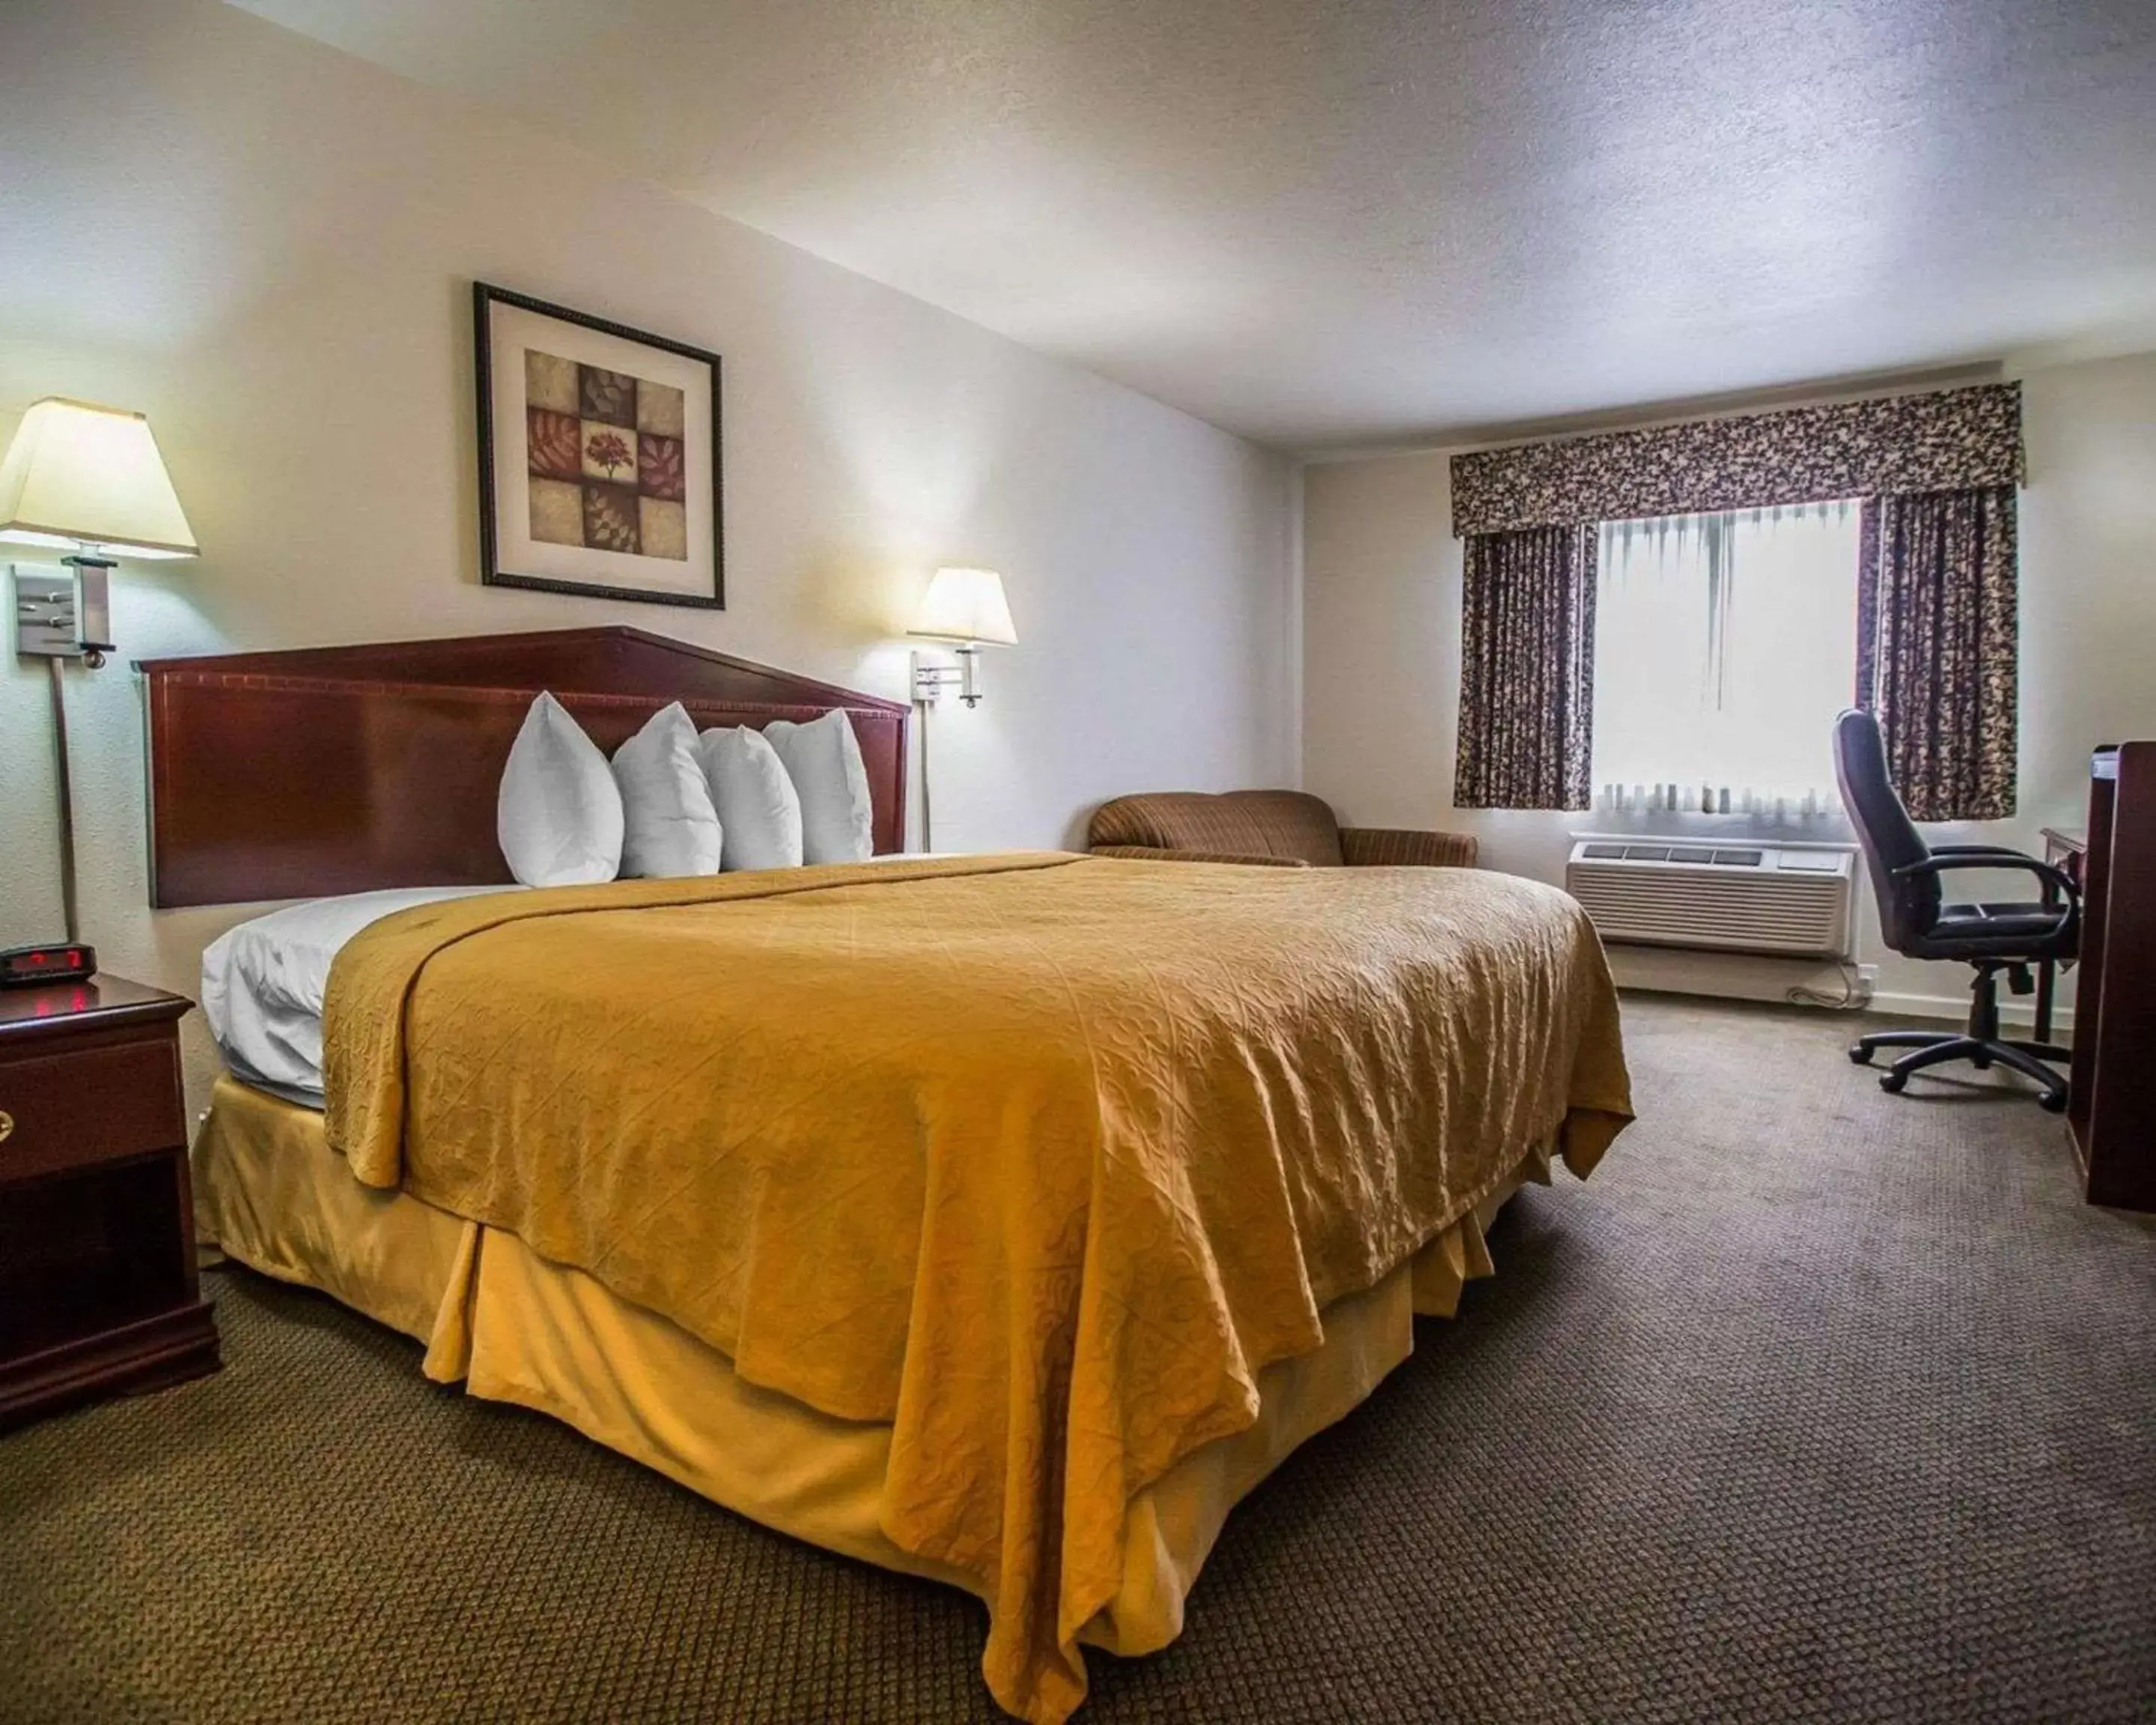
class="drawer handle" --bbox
[0,1110,11,1144]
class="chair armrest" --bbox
[1922,846,2076,907]
[1340,827,1479,868]
[1090,845,1313,868]
[1892,851,2081,914]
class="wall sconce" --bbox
[908,566,1017,707]
[1,397,198,956]
[905,566,1016,852]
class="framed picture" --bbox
[474,282,723,609]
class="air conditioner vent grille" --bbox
[1564,838,1857,959]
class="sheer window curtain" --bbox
[1592,501,1860,807]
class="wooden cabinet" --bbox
[2065,744,2156,1212]
[0,975,219,1429]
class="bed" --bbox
[147,629,1633,1724]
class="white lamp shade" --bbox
[0,398,198,559]
[909,566,1017,645]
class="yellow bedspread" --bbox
[325,852,1632,1721]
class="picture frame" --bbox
[474,282,724,609]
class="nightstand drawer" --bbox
[0,1038,184,1184]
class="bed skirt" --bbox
[192,1074,1537,1664]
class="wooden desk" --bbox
[2065,745,2156,1211]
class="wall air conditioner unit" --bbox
[1564,836,1857,960]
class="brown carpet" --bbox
[4,995,2152,1724]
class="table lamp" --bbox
[1,398,198,978]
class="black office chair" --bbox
[1833,708,2080,1111]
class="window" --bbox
[1592,499,1860,809]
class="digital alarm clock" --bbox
[0,943,99,988]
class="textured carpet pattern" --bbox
[3,997,2152,1723]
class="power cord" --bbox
[47,656,83,943]
[916,696,934,853]
[1786,960,1865,1010]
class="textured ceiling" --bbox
[228,0,2156,448]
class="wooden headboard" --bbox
[135,627,910,907]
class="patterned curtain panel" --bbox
[1856,486,2018,821]
[1451,383,2022,536]
[1455,524,1596,810]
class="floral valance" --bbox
[1449,382,2022,538]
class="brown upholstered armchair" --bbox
[1087,790,1477,870]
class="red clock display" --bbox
[0,943,100,988]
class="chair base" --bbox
[1849,1029,2071,1112]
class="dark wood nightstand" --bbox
[0,974,219,1429]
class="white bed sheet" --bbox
[203,886,521,1108]
[201,857,953,1108]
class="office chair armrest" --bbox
[1892,851,2082,908]
[1924,845,2076,906]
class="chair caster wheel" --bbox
[2038,1089,2069,1115]
[1848,1045,1874,1065]
[1879,1071,1907,1094]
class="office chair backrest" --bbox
[1833,708,1940,950]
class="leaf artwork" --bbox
[519,344,699,570]
[639,435,686,500]
[585,430,633,479]
[526,408,582,480]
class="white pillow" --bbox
[498,693,624,886]
[764,709,874,865]
[698,725,804,871]
[611,702,724,879]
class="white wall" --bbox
[1302,351,2156,1022]
[0,0,1295,1110]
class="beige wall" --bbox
[0,0,1295,1110]
[1302,351,2156,1020]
